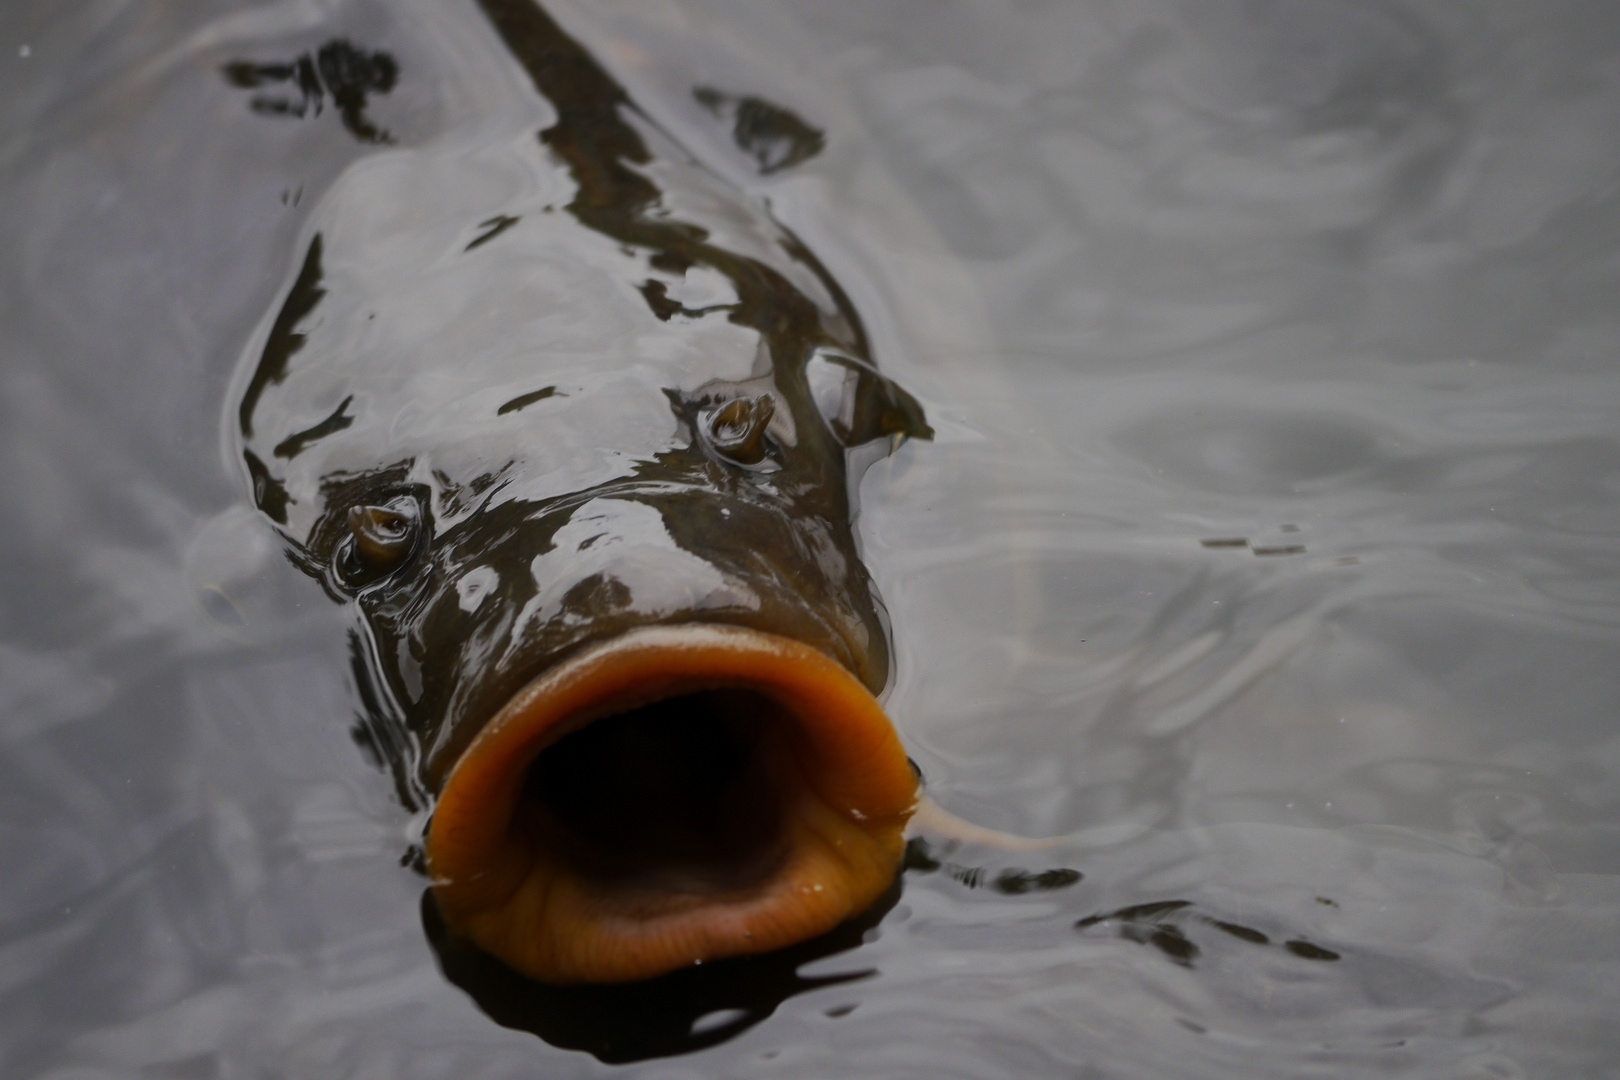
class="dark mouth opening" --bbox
[523,688,793,893]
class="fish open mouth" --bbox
[424,624,917,984]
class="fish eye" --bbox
[703,393,776,466]
[335,495,422,587]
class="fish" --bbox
[229,0,932,985]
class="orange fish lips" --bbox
[424,624,918,985]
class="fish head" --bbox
[232,137,929,983]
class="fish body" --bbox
[232,0,927,983]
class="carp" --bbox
[231,0,930,984]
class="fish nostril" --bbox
[705,394,775,466]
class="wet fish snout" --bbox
[521,498,749,626]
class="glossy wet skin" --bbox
[233,0,928,805]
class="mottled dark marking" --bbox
[243,449,292,525]
[239,235,326,439]
[901,839,1080,895]
[902,837,942,873]
[1207,919,1270,945]
[273,395,355,459]
[318,41,399,143]
[1127,924,1200,967]
[992,867,1083,894]
[649,250,694,276]
[639,279,735,322]
[1284,940,1342,961]
[1076,899,1192,928]
[223,39,398,144]
[466,214,521,252]
[1078,900,1343,970]
[694,86,826,174]
[638,279,683,321]
[496,386,559,415]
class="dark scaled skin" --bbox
[232,0,930,810]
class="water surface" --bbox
[3,0,1619,1076]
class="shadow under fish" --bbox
[230,0,932,990]
[424,874,902,1062]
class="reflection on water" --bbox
[3,0,1619,1075]
[423,880,899,1062]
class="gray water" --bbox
[4,0,1620,1076]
